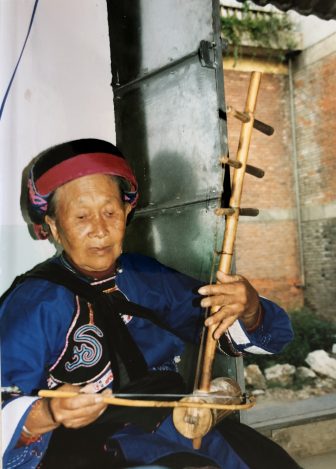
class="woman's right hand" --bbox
[49,383,111,429]
[23,383,112,436]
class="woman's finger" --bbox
[213,316,238,339]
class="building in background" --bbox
[1,0,335,321]
[221,1,336,320]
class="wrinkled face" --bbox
[45,174,131,274]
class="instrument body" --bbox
[173,377,242,439]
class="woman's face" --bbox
[45,174,131,275]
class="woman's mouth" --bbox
[90,246,111,254]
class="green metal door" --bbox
[106,0,244,395]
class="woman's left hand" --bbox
[198,271,260,339]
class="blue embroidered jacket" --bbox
[0,253,293,468]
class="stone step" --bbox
[242,394,336,460]
[296,449,336,469]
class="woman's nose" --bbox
[89,215,108,238]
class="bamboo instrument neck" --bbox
[196,71,262,395]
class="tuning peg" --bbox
[253,118,274,136]
[226,106,274,136]
[245,164,265,178]
[219,156,242,169]
[239,208,259,217]
[226,106,250,123]
[219,157,264,178]
[215,207,259,217]
[215,208,236,216]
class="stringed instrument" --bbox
[172,70,273,447]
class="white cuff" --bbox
[2,396,39,455]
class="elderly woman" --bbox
[1,139,300,469]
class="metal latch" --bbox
[198,40,216,68]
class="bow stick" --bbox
[1,386,254,411]
[37,389,255,411]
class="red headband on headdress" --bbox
[35,152,138,197]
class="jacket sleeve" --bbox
[223,296,294,354]
[1,396,52,468]
[0,279,73,467]
[119,255,294,355]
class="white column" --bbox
[0,0,115,292]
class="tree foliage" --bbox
[244,307,336,370]
[221,0,297,61]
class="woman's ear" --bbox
[45,215,61,244]
[124,203,134,226]
[125,203,132,217]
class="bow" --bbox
[37,389,255,411]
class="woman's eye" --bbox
[76,214,87,220]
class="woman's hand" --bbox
[49,383,112,429]
[198,271,261,339]
[23,384,112,437]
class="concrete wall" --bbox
[0,0,115,293]
[293,33,336,320]
[288,10,336,49]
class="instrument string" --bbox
[193,160,227,391]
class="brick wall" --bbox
[293,49,336,321]
[223,67,303,311]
